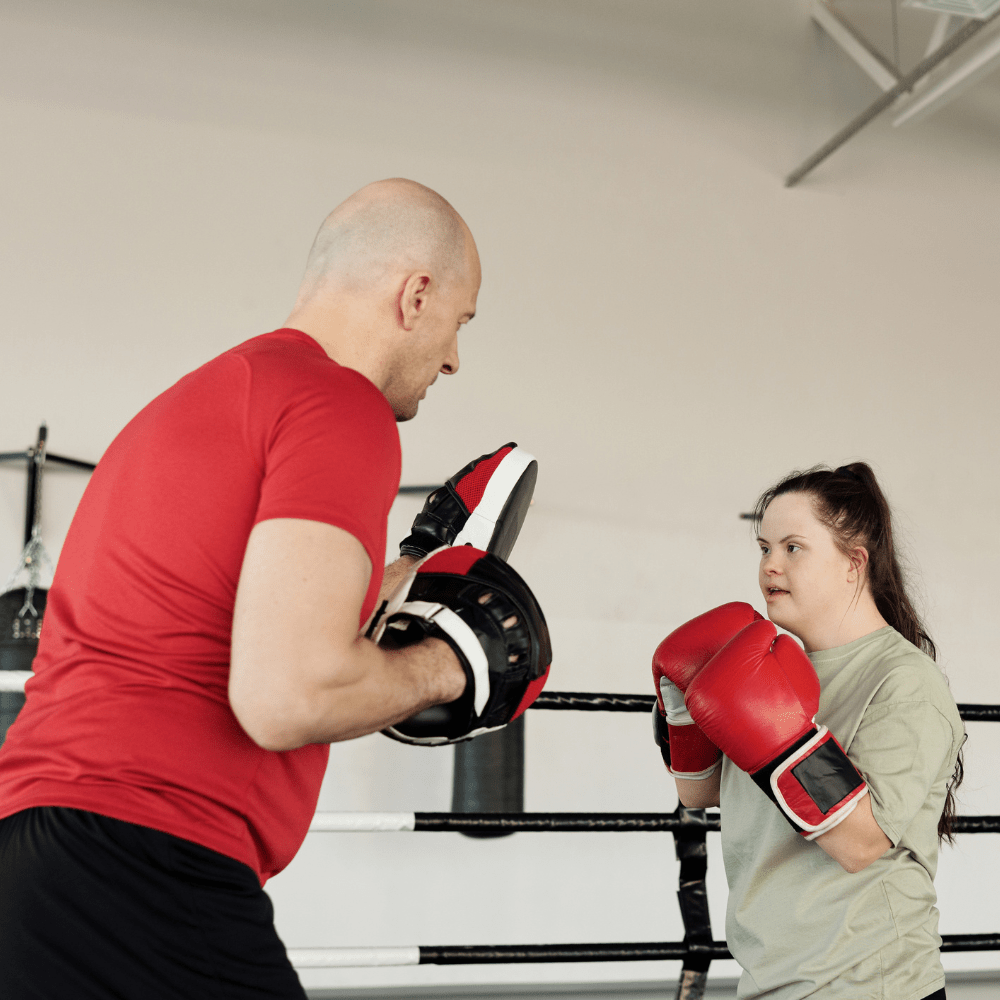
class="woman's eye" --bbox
[787,544,799,553]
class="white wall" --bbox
[1,0,999,990]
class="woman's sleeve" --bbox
[848,695,956,847]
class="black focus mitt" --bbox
[399,443,537,562]
[374,546,551,746]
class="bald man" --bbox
[0,180,480,999]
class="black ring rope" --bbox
[413,809,720,833]
[510,692,1000,980]
[417,942,729,964]
[409,812,1000,835]
[3,453,994,977]
[531,690,1000,722]
[412,933,1000,964]
[413,812,717,833]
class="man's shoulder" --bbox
[229,329,390,410]
[230,328,342,379]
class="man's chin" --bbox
[392,399,419,422]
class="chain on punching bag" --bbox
[0,587,47,746]
[451,715,525,838]
[1,426,52,746]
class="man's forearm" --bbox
[231,521,466,752]
[378,555,417,606]
[250,633,466,751]
[359,555,418,636]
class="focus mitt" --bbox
[399,443,537,562]
[375,546,551,746]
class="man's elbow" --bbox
[242,718,309,753]
[229,686,315,752]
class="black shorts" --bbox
[0,806,307,1000]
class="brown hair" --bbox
[753,462,964,844]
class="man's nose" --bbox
[440,340,460,375]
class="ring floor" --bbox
[305,972,1000,1000]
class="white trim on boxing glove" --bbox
[801,793,865,841]
[389,600,491,718]
[659,676,694,727]
[658,677,720,780]
[673,759,722,781]
[768,725,869,840]
[453,446,536,550]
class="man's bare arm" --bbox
[229,519,465,751]
[360,554,419,635]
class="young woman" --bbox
[652,463,965,1000]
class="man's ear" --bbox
[847,546,869,582]
[398,272,432,331]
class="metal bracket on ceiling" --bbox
[787,1,1000,185]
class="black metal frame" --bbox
[0,425,97,549]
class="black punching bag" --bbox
[451,715,525,838]
[0,587,45,747]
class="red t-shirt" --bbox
[0,330,400,883]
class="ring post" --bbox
[451,715,525,837]
[672,805,714,1000]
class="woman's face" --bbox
[757,492,855,647]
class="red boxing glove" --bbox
[652,602,762,780]
[686,619,868,839]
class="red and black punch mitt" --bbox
[399,443,537,562]
[375,546,552,746]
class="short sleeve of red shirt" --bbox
[247,331,401,607]
[0,329,400,884]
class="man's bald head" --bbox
[298,178,476,298]
[287,179,480,422]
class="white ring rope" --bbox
[288,946,420,968]
[0,671,31,693]
[309,812,415,832]
[3,668,1000,968]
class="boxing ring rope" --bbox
[531,689,1000,722]
[0,672,31,693]
[4,671,998,982]
[287,935,1000,969]
[308,810,1000,836]
[290,691,1000,981]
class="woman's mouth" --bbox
[765,587,789,600]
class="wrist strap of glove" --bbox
[399,486,466,559]
[391,600,489,717]
[657,679,721,780]
[751,726,868,839]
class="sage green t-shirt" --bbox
[720,627,964,1000]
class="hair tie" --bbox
[833,465,862,482]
